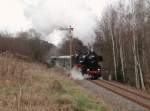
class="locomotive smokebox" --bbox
[74,50,103,79]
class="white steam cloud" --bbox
[70,66,84,80]
[23,0,108,45]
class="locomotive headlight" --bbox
[87,69,90,71]
[98,69,101,71]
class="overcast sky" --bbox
[0,0,118,45]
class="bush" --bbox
[0,30,56,62]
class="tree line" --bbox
[94,0,150,90]
[0,29,56,62]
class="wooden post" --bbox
[69,26,74,69]
[58,26,74,69]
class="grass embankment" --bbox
[0,52,108,111]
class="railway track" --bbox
[90,80,150,110]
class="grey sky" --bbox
[0,0,118,45]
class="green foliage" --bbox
[46,63,55,68]
[50,79,107,111]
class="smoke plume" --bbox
[23,0,107,45]
[70,66,84,80]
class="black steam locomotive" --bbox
[74,51,103,79]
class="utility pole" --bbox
[58,26,74,69]
[69,26,74,69]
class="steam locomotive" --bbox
[74,50,103,79]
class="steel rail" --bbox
[90,80,150,110]
[101,80,150,100]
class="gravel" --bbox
[77,80,149,111]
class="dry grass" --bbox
[0,52,109,111]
